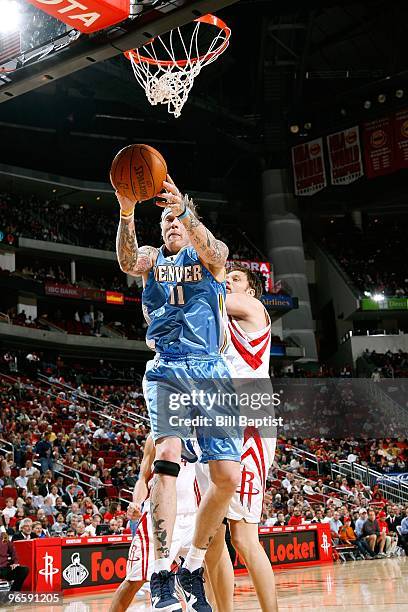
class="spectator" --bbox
[107,518,122,535]
[339,516,375,559]
[2,498,16,524]
[288,506,303,526]
[38,471,53,498]
[84,514,102,537]
[387,505,402,533]
[377,511,397,557]
[354,508,367,538]
[35,433,53,473]
[330,511,343,544]
[62,484,77,507]
[12,518,34,541]
[8,508,26,532]
[50,514,67,536]
[15,468,28,491]
[75,521,87,538]
[0,532,29,591]
[399,507,408,555]
[31,521,47,539]
[2,468,16,487]
[362,509,386,558]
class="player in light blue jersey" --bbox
[116,177,241,612]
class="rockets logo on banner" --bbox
[291,138,327,196]
[327,127,363,185]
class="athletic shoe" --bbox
[176,566,212,611]
[376,552,386,558]
[150,570,182,611]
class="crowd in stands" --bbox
[320,216,408,297]
[0,192,259,261]
[1,306,146,342]
[359,349,408,379]
[13,262,142,298]
[0,354,407,563]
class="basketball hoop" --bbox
[124,14,231,118]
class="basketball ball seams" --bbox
[140,147,156,197]
[142,145,167,194]
[129,146,138,201]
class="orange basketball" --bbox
[110,144,167,202]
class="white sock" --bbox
[184,545,206,573]
[154,558,171,573]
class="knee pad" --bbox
[153,460,180,477]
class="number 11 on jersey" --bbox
[169,284,185,305]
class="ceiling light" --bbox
[395,89,404,98]
[378,94,386,103]
[363,100,371,109]
[0,0,21,34]
[290,124,300,134]
[372,293,384,302]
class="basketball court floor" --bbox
[2,558,407,612]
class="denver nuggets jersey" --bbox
[142,245,228,356]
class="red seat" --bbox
[2,487,17,500]
[0,497,6,509]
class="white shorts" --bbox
[126,510,195,582]
[195,434,276,524]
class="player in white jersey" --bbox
[200,264,278,612]
[110,436,197,612]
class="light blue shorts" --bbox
[143,353,242,463]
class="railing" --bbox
[119,488,134,506]
[273,464,364,510]
[32,459,100,495]
[0,312,10,324]
[331,460,408,504]
[0,439,14,464]
[289,443,408,504]
[288,446,320,474]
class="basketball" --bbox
[110,144,167,202]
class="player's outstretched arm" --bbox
[226,293,264,319]
[128,435,156,520]
[115,192,158,277]
[226,293,267,330]
[159,177,229,269]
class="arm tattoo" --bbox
[116,217,139,273]
[116,217,157,275]
[183,211,229,266]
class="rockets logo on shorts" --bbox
[239,466,260,512]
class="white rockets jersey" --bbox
[144,458,197,515]
[226,308,271,378]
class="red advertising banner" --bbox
[231,524,333,572]
[16,528,332,596]
[327,126,363,185]
[363,117,395,178]
[45,283,105,302]
[106,291,125,305]
[227,260,273,292]
[292,138,327,196]
[394,109,408,169]
[26,0,129,34]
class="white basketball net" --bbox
[126,16,230,118]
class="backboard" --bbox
[0,0,238,102]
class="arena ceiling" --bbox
[1,0,408,203]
